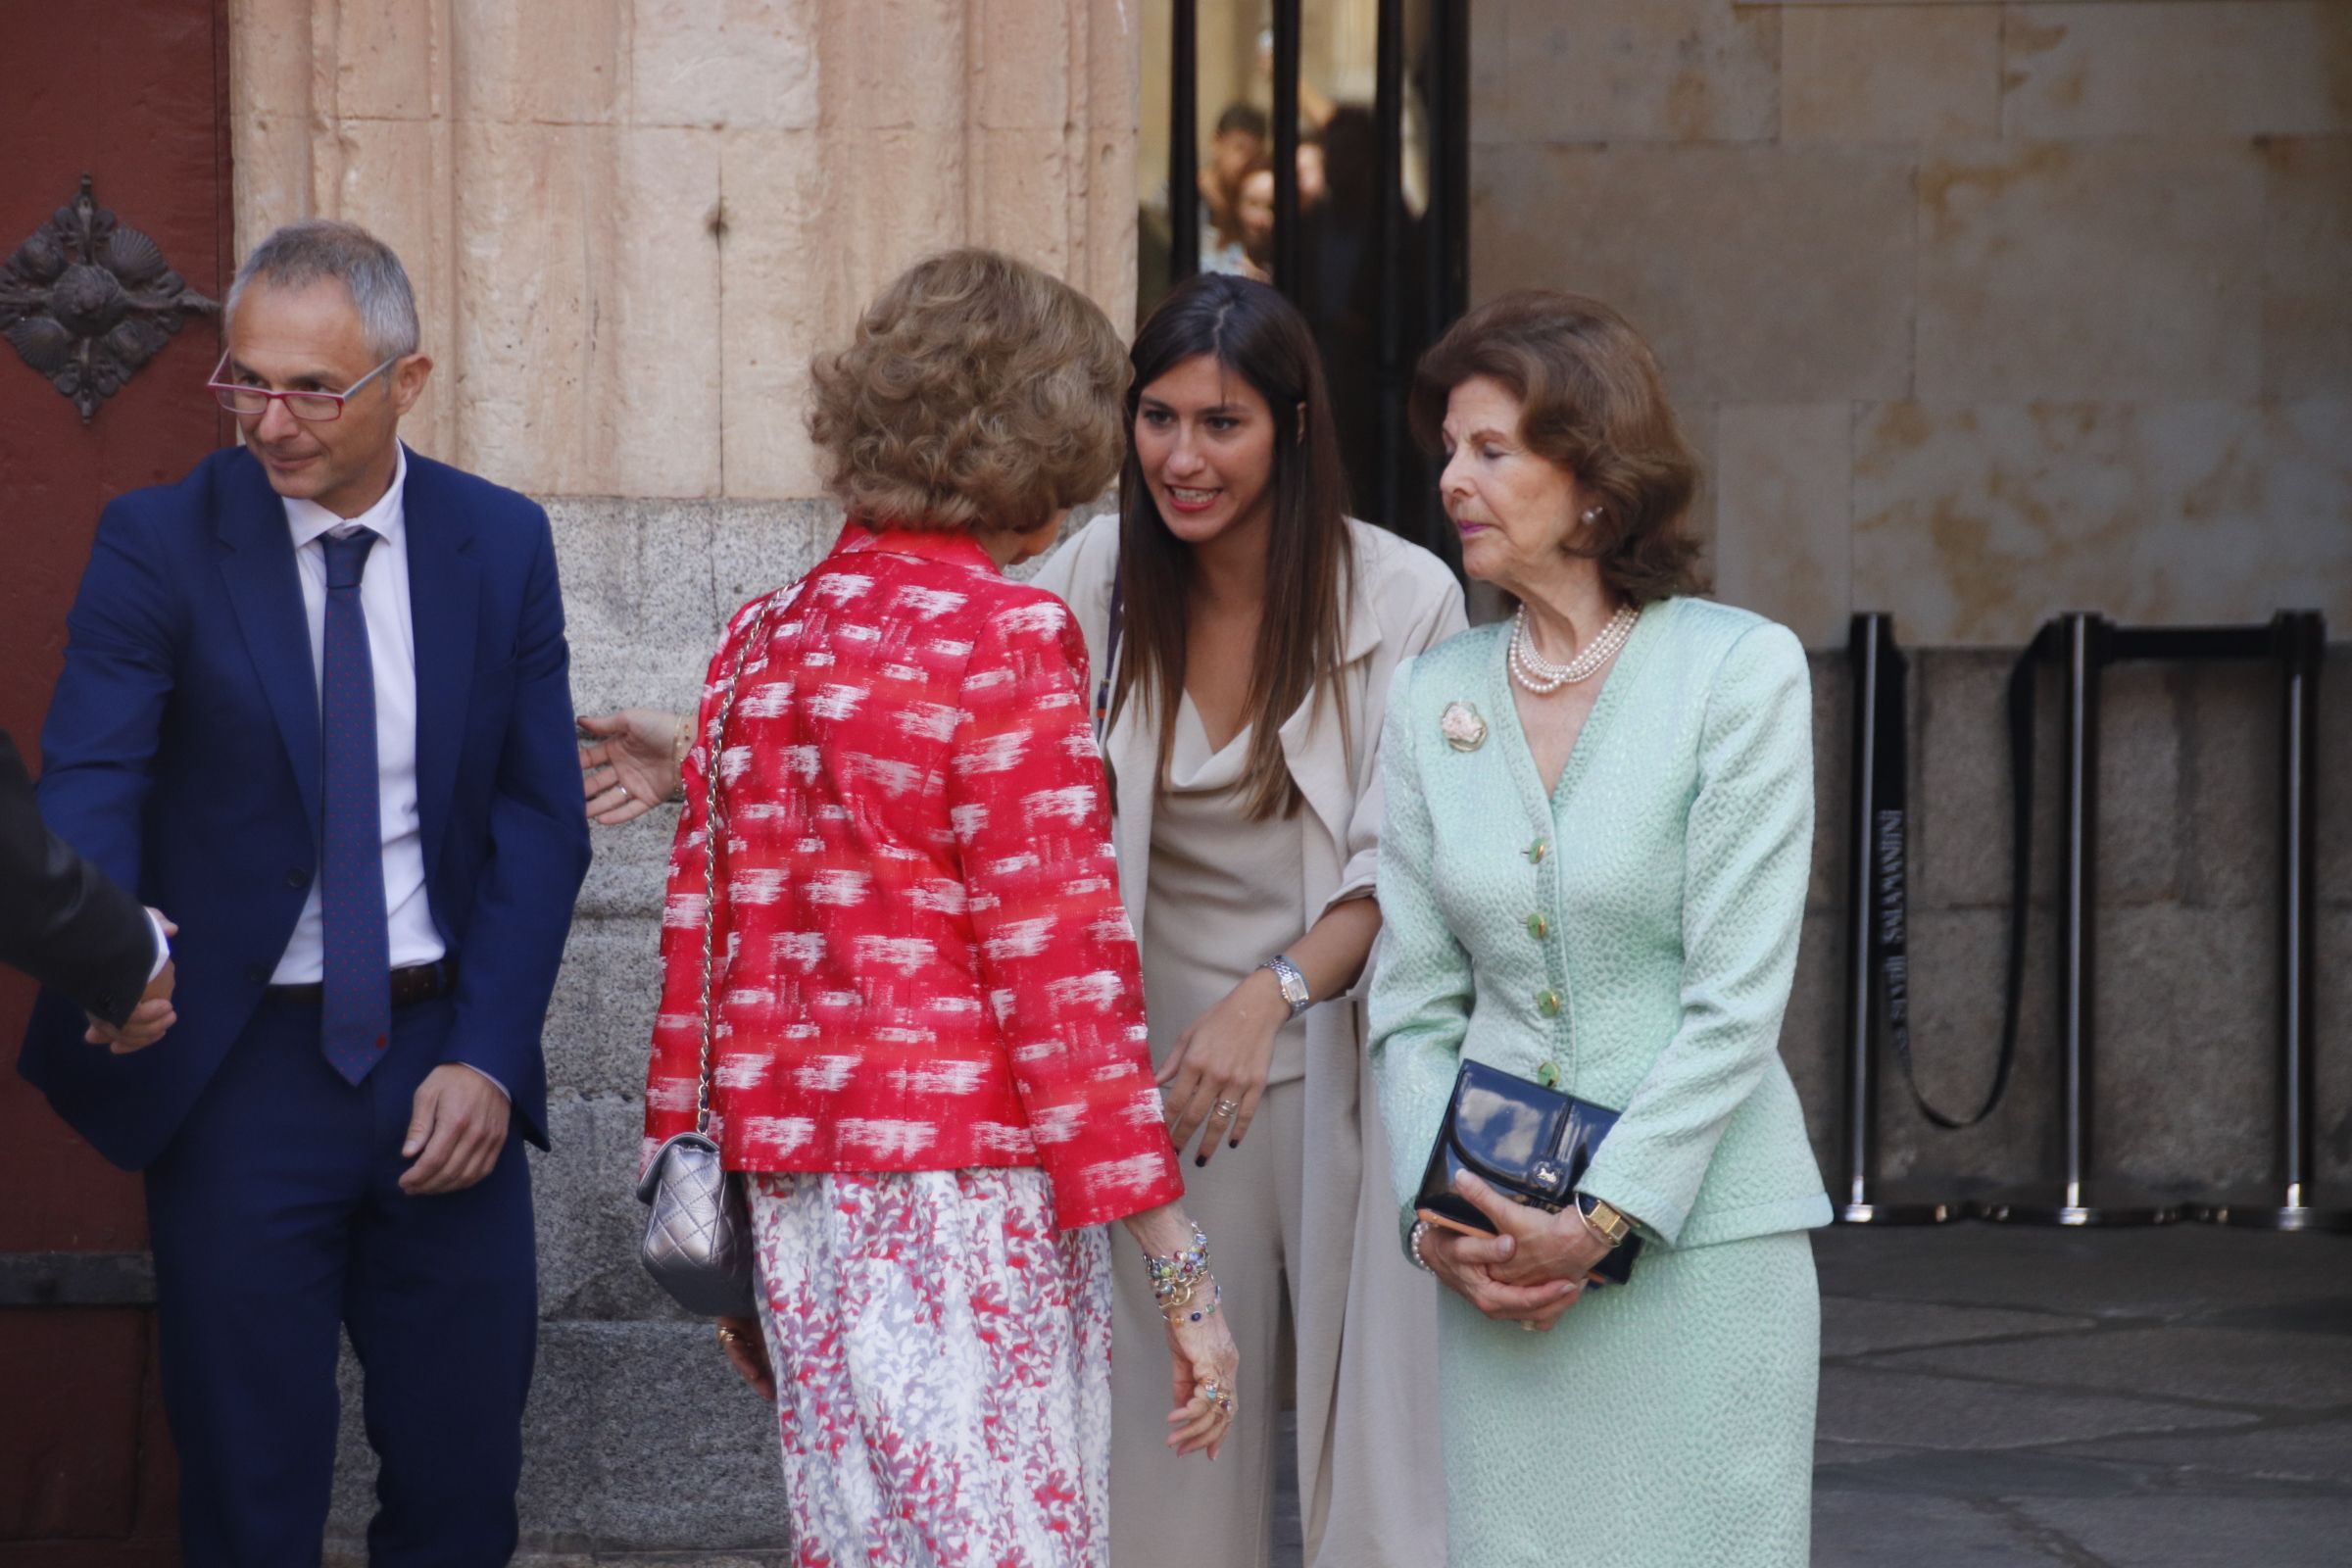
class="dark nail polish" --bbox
[1194,1154,1206,1167]
[1228,1139,1240,1149]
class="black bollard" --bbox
[1835,614,1956,1224]
[2194,612,2351,1231]
[1975,613,2180,1225]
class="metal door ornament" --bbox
[1,173,218,421]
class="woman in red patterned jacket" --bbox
[638,250,1239,1567]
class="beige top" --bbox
[1144,699,1311,1085]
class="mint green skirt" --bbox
[1437,1229,1819,1568]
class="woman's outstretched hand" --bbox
[579,709,686,825]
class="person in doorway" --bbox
[19,219,589,1567]
[1372,290,1832,1567]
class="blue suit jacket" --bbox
[19,444,591,1170]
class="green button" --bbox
[1539,989,1562,1016]
[1526,912,1549,941]
[1536,1060,1562,1090]
[1525,840,1548,864]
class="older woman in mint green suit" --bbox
[1370,291,1833,1568]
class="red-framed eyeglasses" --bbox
[207,350,400,422]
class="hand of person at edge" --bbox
[715,1314,776,1401]
[1163,1294,1242,1461]
[578,709,685,826]
[1156,967,1286,1169]
[84,910,179,1053]
[399,1063,512,1195]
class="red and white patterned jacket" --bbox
[642,523,1183,1230]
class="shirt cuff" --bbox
[456,1062,512,1101]
[144,909,172,983]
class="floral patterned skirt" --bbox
[748,1168,1115,1568]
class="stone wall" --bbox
[229,0,1141,499]
[1467,0,2352,649]
[1789,644,2352,1207]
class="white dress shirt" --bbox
[271,445,448,985]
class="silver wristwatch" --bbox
[1259,954,1312,1018]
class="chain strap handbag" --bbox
[634,599,778,1319]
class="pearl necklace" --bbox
[1508,604,1639,694]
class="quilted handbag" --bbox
[635,602,777,1320]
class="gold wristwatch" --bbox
[1576,1193,1633,1249]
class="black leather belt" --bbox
[268,959,457,1008]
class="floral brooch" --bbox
[1440,700,1487,753]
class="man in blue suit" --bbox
[21,220,591,1566]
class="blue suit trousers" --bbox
[144,993,536,1567]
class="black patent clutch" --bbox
[1414,1058,1642,1287]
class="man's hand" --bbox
[400,1063,512,1195]
[84,910,179,1054]
[578,710,686,826]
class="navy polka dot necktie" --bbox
[319,526,391,1084]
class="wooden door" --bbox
[0,2,231,1560]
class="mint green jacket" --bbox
[1369,599,1833,1250]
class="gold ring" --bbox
[716,1325,743,1346]
[1212,1098,1240,1118]
[1518,1321,1537,1333]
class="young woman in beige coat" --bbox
[1029,274,1462,1568]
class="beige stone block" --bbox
[1851,401,2352,646]
[970,0,1072,131]
[2003,3,2352,140]
[629,0,819,130]
[2265,137,2352,399]
[1783,5,2001,143]
[331,117,461,460]
[603,126,727,495]
[1915,140,2264,402]
[228,0,321,120]
[718,126,833,498]
[970,127,1076,278]
[815,0,967,131]
[1470,143,1915,404]
[450,122,722,494]
[1469,0,1510,145]
[1500,0,1778,145]
[333,0,443,121]
[452,0,625,125]
[231,114,318,256]
[1713,404,1854,649]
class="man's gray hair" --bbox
[225,219,421,361]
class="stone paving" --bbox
[1276,1224,2352,1568]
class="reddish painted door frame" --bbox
[1,1,232,1559]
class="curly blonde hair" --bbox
[807,249,1132,534]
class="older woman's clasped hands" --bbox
[1413,1172,1615,1333]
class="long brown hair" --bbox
[1112,274,1353,820]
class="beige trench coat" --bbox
[1032,512,1464,1568]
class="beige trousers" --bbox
[1107,1077,1446,1568]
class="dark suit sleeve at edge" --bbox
[439,506,591,1146]
[0,732,156,1027]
